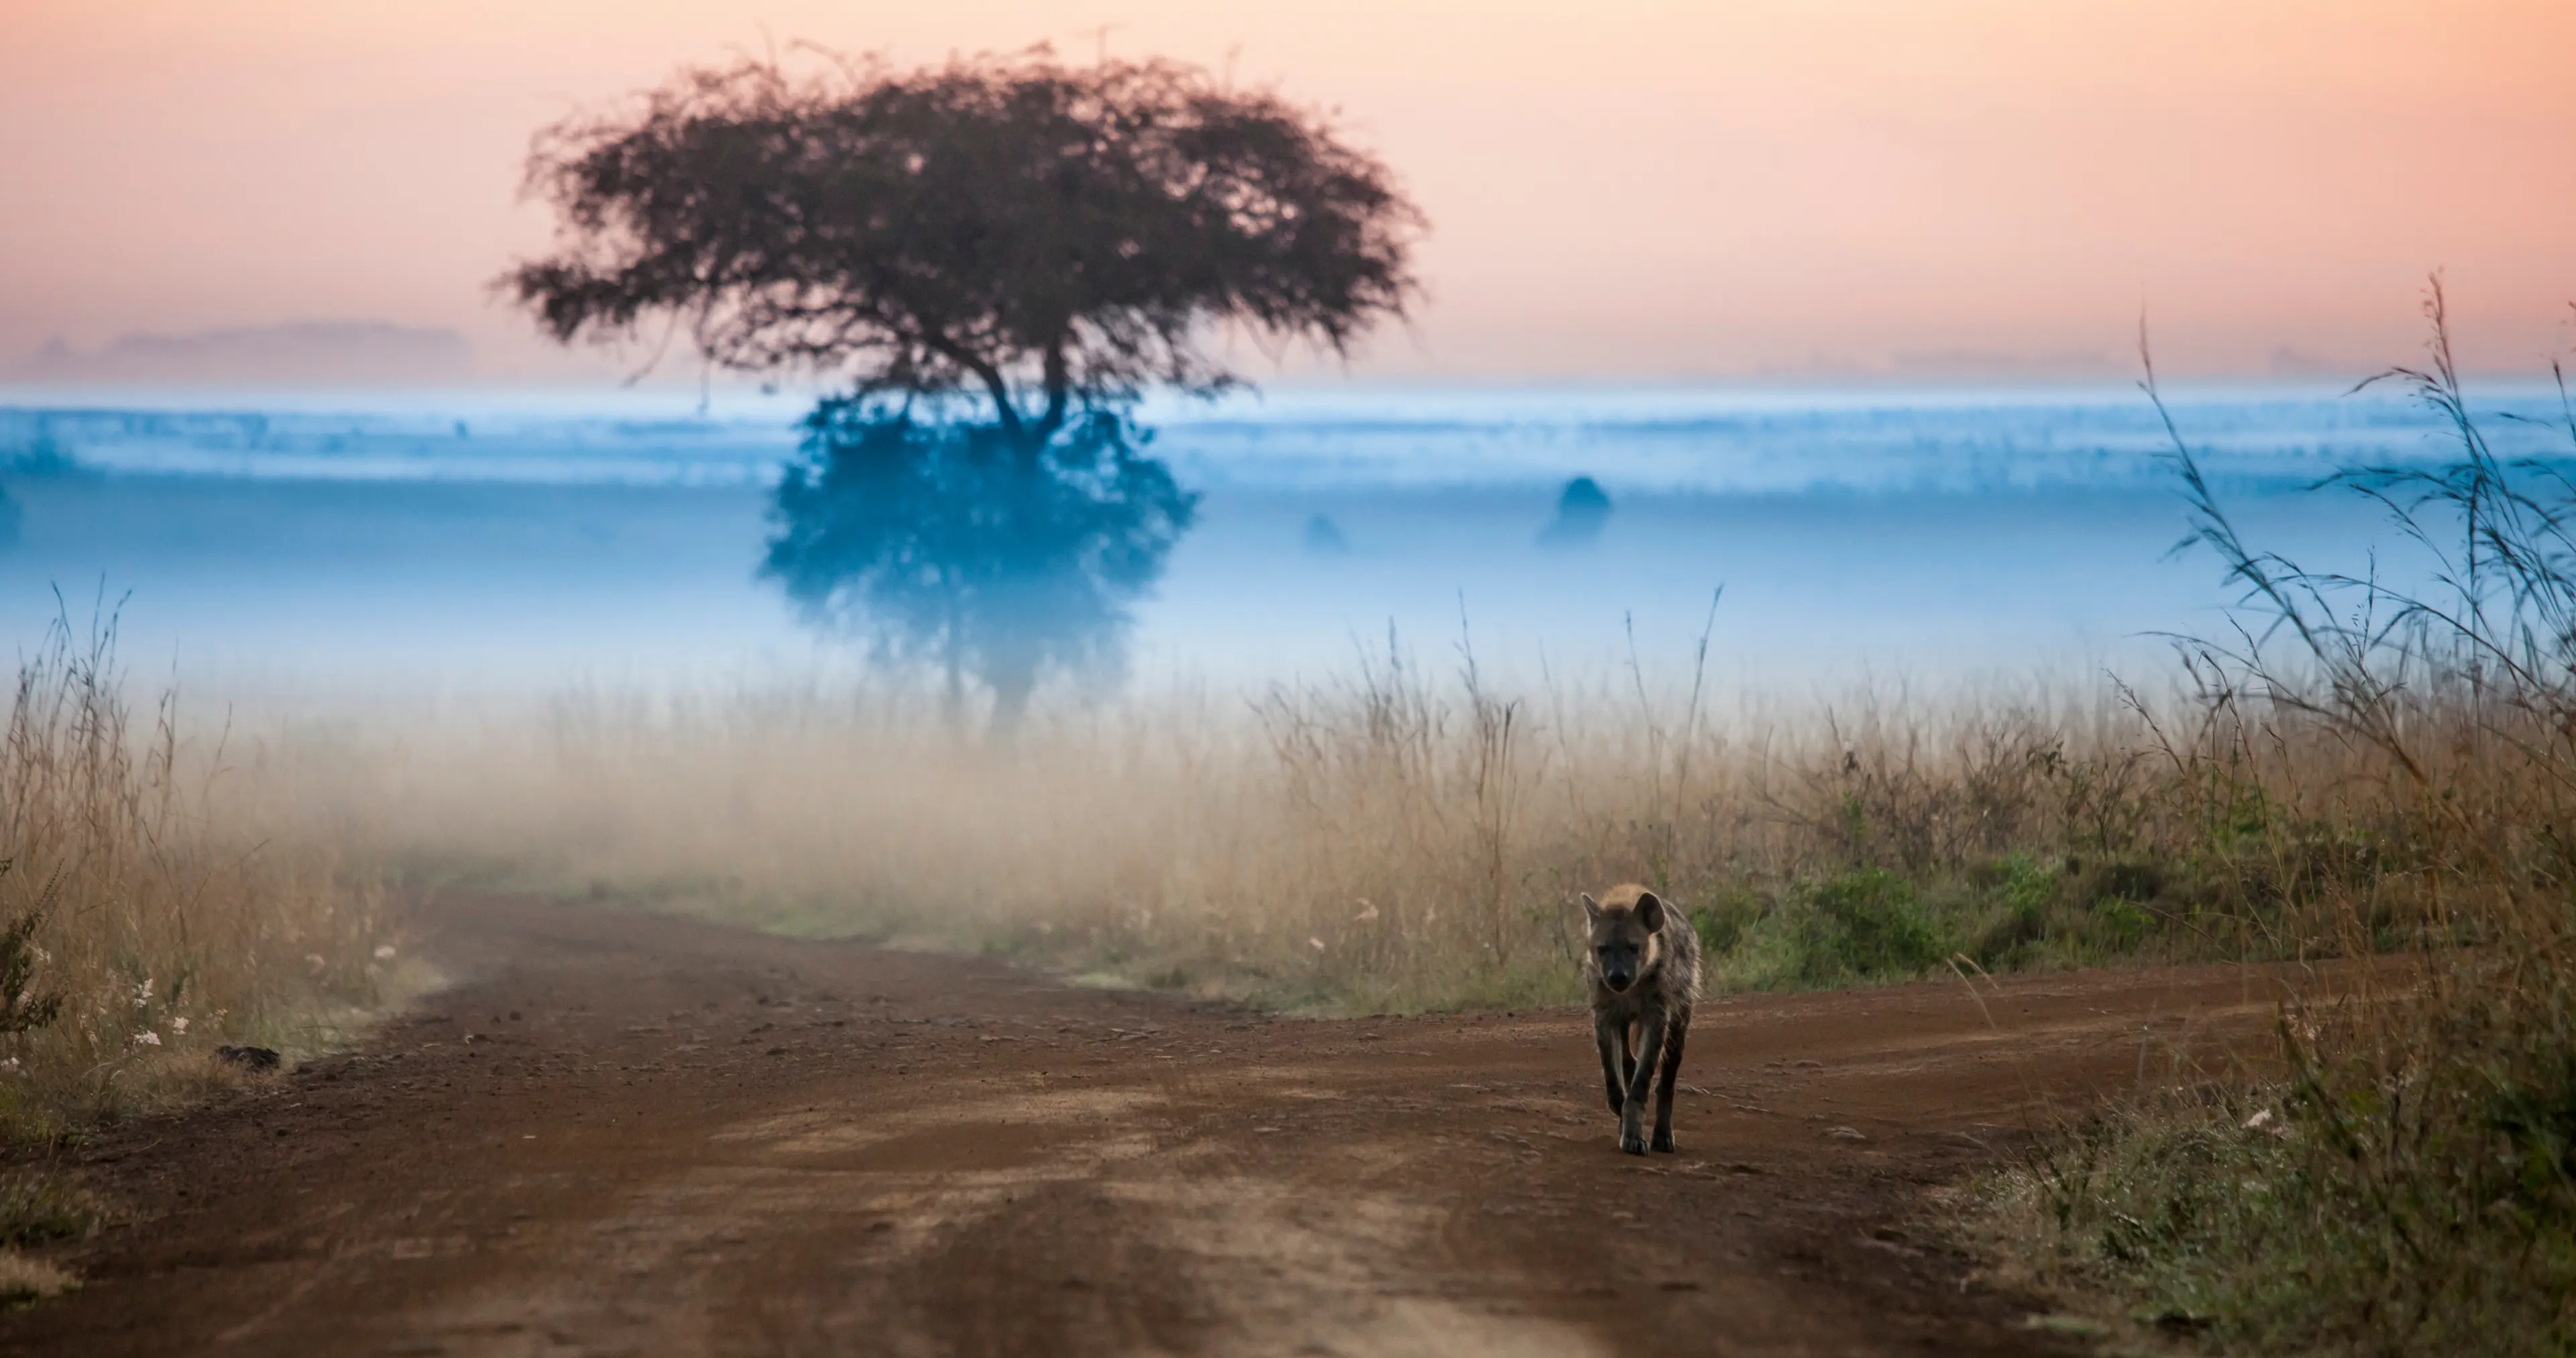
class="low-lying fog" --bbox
[0,383,2556,703]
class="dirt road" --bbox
[0,896,2284,1357]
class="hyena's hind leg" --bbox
[1651,1012,1689,1153]
[1594,1013,1631,1115]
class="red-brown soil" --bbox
[0,895,2286,1357]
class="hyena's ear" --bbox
[1634,891,1666,933]
[1580,893,1603,923]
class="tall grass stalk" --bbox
[1973,283,2576,1353]
[0,605,391,1138]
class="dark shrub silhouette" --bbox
[1538,475,1613,548]
[1301,513,1350,555]
[505,47,1421,734]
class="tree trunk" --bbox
[941,597,967,736]
[986,662,1037,748]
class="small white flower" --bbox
[133,1030,161,1047]
[0,1056,19,1072]
[373,944,398,960]
[134,978,154,1003]
[1308,937,1326,951]
[1353,900,1379,923]
[170,1016,189,1034]
[2243,1109,2275,1131]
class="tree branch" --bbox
[920,333,1026,441]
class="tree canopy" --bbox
[505,48,1424,443]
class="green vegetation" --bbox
[1974,1007,2576,1355]
[1688,854,2186,992]
[0,1172,106,1249]
[1955,288,2576,1353]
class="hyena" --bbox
[1581,883,1701,1155]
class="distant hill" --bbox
[7,322,474,385]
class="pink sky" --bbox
[4,0,2571,384]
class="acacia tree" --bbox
[506,47,1421,732]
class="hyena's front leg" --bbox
[1651,1013,1688,1153]
[1619,1010,1669,1155]
[1595,1013,1629,1116]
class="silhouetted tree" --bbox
[1538,475,1613,549]
[1301,512,1350,555]
[506,48,1420,732]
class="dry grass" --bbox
[0,1167,107,1305]
[0,606,398,1141]
[1951,289,2576,1354]
[286,640,2370,1015]
[0,1250,74,1306]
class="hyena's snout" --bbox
[1595,940,1644,993]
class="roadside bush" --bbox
[1688,890,1762,957]
[1965,852,2058,967]
[1722,870,1945,989]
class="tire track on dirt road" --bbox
[0,895,2283,1357]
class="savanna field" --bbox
[0,311,2569,1350]
[5,1,2574,1350]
